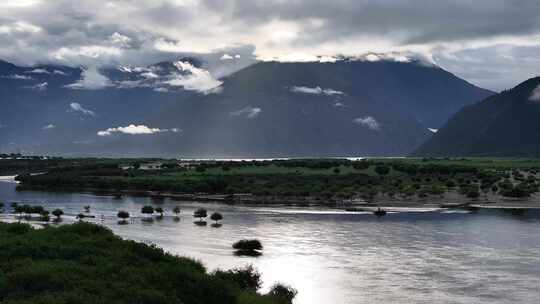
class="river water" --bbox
[1,180,540,304]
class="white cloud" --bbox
[141,71,159,79]
[153,87,169,93]
[0,21,41,34]
[115,80,147,89]
[290,86,344,96]
[65,67,111,90]
[0,1,539,90]
[428,128,439,133]
[24,82,47,90]
[97,124,179,136]
[42,124,55,130]
[3,74,32,80]
[27,68,49,74]
[230,106,262,119]
[220,54,234,60]
[70,102,95,116]
[0,0,41,8]
[51,45,122,65]
[109,32,131,48]
[530,85,540,102]
[53,70,67,75]
[353,116,380,130]
[164,61,223,93]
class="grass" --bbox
[14,157,540,202]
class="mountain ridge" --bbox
[0,58,493,157]
[413,76,540,157]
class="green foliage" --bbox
[267,284,297,304]
[0,222,284,304]
[14,157,540,202]
[213,265,261,292]
[374,165,390,175]
[141,205,154,215]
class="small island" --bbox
[9,157,540,210]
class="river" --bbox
[1,179,540,304]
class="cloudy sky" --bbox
[1,0,539,91]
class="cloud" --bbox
[0,21,41,34]
[230,106,262,119]
[353,116,380,130]
[164,61,223,93]
[27,68,49,74]
[428,128,438,133]
[530,85,540,102]
[291,86,344,96]
[42,123,55,130]
[70,102,95,116]
[153,87,169,93]
[65,67,111,90]
[220,54,234,60]
[109,32,132,48]
[0,1,540,90]
[97,124,178,136]
[2,74,32,80]
[24,81,47,90]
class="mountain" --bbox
[0,57,492,157]
[0,59,199,154]
[413,77,540,157]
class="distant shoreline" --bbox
[13,183,540,211]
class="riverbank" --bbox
[8,157,540,212]
[0,221,294,304]
[12,182,540,212]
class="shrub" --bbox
[268,283,298,304]
[210,212,223,223]
[374,165,390,175]
[117,210,130,220]
[0,222,277,304]
[213,265,261,292]
[193,208,207,221]
[141,205,154,215]
[52,209,64,219]
[232,240,263,251]
[466,189,480,198]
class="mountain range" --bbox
[414,77,540,157]
[0,56,493,157]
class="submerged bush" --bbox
[193,208,207,221]
[233,240,263,251]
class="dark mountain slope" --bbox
[413,77,540,157]
[1,58,492,157]
[117,60,492,158]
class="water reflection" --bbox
[1,181,540,304]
